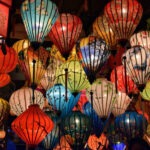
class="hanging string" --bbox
[90,89,94,133]
[32,59,36,104]
[114,62,118,94]
[123,56,128,94]
[65,68,68,101]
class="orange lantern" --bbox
[0,73,10,88]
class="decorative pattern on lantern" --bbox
[21,0,59,45]
[0,74,11,88]
[61,111,92,149]
[130,31,150,50]
[49,13,82,60]
[0,98,10,127]
[112,91,131,117]
[110,65,138,94]
[11,104,54,147]
[93,15,117,50]
[0,45,17,74]
[56,60,90,94]
[76,36,110,84]
[86,78,116,118]
[46,84,80,118]
[9,86,45,116]
[104,0,143,43]
[122,46,150,88]
[115,111,148,139]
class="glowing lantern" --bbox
[122,46,150,89]
[0,98,10,126]
[11,104,54,147]
[76,36,110,84]
[21,0,59,47]
[112,142,126,150]
[0,73,10,88]
[93,15,117,50]
[49,13,82,60]
[112,91,131,117]
[61,111,92,149]
[130,31,150,50]
[56,60,90,94]
[0,45,17,73]
[9,86,45,116]
[87,78,116,118]
[110,65,138,94]
[115,111,148,139]
[46,84,80,118]
[0,130,6,139]
[104,0,143,44]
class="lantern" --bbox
[104,0,143,44]
[112,91,131,117]
[49,13,82,60]
[21,0,59,48]
[11,104,54,147]
[115,111,148,139]
[61,111,92,149]
[76,36,110,84]
[110,65,138,94]
[130,31,150,50]
[122,46,150,89]
[0,45,17,73]
[93,15,117,50]
[9,86,45,116]
[46,84,80,118]
[86,78,116,118]
[0,130,6,139]
[112,142,126,150]
[0,98,10,126]
[56,60,90,94]
[0,73,10,88]
[140,81,150,101]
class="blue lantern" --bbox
[21,0,59,48]
[112,142,126,150]
[115,111,148,140]
[46,84,80,118]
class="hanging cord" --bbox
[114,62,118,94]
[65,68,68,101]
[123,56,128,94]
[32,59,36,104]
[90,89,94,132]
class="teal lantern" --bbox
[21,0,59,49]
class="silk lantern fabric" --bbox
[0,74,11,88]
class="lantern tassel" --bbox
[65,68,68,101]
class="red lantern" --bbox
[11,104,54,148]
[49,13,82,60]
[0,45,18,73]
[0,73,10,88]
[104,0,143,44]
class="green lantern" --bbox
[140,81,150,101]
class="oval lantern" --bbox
[93,15,117,50]
[115,111,148,140]
[21,0,59,47]
[110,65,138,94]
[9,86,45,116]
[49,13,82,60]
[140,81,150,101]
[0,45,18,74]
[0,130,6,139]
[11,104,54,148]
[104,0,143,44]
[61,111,92,150]
[76,36,110,84]
[46,84,80,118]
[112,142,126,150]
[130,31,150,50]
[0,74,11,88]
[122,46,150,89]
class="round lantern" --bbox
[140,87,150,101]
[46,84,80,118]
[11,104,54,147]
[86,78,116,118]
[115,111,148,139]
[0,74,11,88]
[76,36,110,84]
[93,15,117,50]
[61,111,92,149]
[9,86,45,116]
[49,13,82,60]
[21,0,59,47]
[110,65,138,94]
[56,59,90,94]
[122,46,150,89]
[0,130,6,139]
[0,45,18,73]
[112,91,131,117]
[112,142,126,150]
[0,98,10,126]
[104,0,143,44]
[130,31,150,50]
